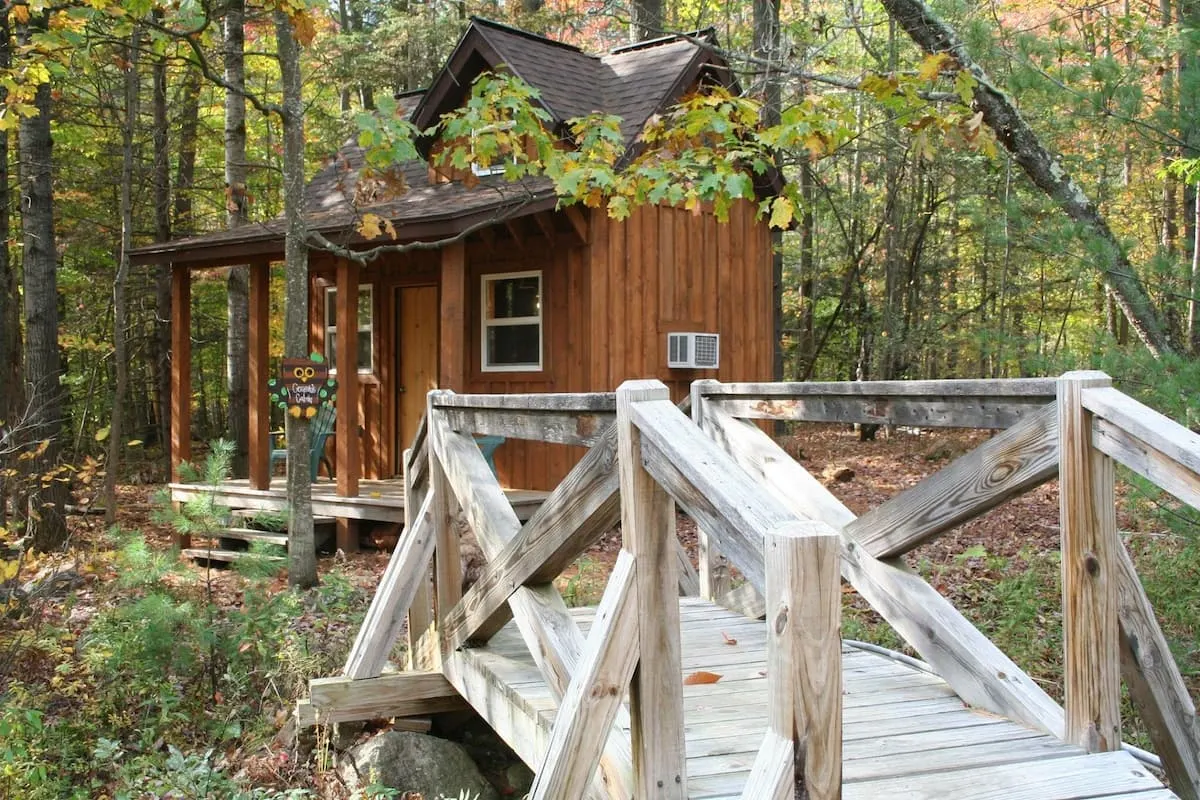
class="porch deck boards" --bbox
[447,597,1174,800]
[169,478,549,523]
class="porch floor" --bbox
[169,478,549,524]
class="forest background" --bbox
[0,0,1197,793]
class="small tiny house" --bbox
[132,18,775,510]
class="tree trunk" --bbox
[226,0,250,476]
[104,25,141,526]
[754,0,784,380]
[0,9,17,528]
[880,0,1177,357]
[276,8,317,588]
[631,0,662,41]
[151,13,172,466]
[18,10,69,551]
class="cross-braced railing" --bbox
[315,371,1199,800]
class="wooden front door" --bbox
[396,285,439,467]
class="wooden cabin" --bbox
[131,18,774,507]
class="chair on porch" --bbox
[474,435,505,477]
[271,404,337,481]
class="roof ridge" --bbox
[469,16,590,55]
[608,27,717,54]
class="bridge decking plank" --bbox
[459,597,1176,799]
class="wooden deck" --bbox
[170,477,548,523]
[450,598,1174,800]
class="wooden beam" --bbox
[706,395,1046,430]
[170,265,192,484]
[439,424,620,652]
[343,491,435,679]
[436,407,614,447]
[700,406,1066,739]
[335,257,361,500]
[617,380,688,799]
[404,447,434,671]
[534,211,556,243]
[1116,544,1200,799]
[563,206,589,243]
[1058,371,1121,753]
[530,551,639,800]
[1085,385,1200,510]
[431,406,635,799]
[439,243,466,391]
[428,397,460,673]
[739,732,794,800]
[698,378,1059,399]
[505,219,526,248]
[170,265,192,549]
[248,261,271,490]
[846,404,1059,558]
[302,671,465,727]
[691,385,730,603]
[431,392,616,412]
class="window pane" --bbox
[326,288,336,321]
[490,276,540,320]
[357,286,372,329]
[357,330,373,371]
[326,331,337,370]
[487,324,539,367]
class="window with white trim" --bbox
[324,284,374,374]
[482,271,542,372]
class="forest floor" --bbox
[4,424,1198,797]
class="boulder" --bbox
[338,731,499,800]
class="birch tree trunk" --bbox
[18,9,69,551]
[104,24,140,526]
[879,0,1177,357]
[226,0,250,476]
[276,8,317,588]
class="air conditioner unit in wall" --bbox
[667,332,720,369]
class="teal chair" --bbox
[475,435,505,477]
[271,404,337,480]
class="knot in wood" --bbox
[1084,552,1101,577]
[987,460,1017,484]
[774,607,789,635]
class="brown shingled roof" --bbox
[131,19,733,267]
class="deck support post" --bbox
[616,379,688,799]
[170,264,192,549]
[427,392,460,670]
[744,520,842,800]
[335,257,360,553]
[1057,370,1121,752]
[691,380,730,601]
[248,260,271,490]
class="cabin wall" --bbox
[311,252,439,480]
[462,231,592,491]
[588,200,773,399]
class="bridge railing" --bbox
[693,371,1199,800]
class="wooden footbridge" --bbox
[301,373,1200,799]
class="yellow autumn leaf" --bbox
[358,212,384,240]
[0,559,19,582]
[95,426,110,442]
[768,196,794,229]
[918,52,951,82]
[12,4,29,24]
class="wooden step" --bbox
[210,527,290,547]
[229,509,336,527]
[182,548,285,564]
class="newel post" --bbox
[616,379,688,798]
[1057,370,1121,752]
[744,520,842,800]
[426,390,460,671]
[691,379,730,601]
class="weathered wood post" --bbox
[427,390,461,671]
[744,520,842,800]
[616,379,688,798]
[404,443,434,670]
[691,379,731,601]
[1057,370,1121,752]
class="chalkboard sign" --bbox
[268,353,337,418]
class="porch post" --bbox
[170,264,192,548]
[439,242,466,391]
[248,260,271,490]
[336,257,360,552]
